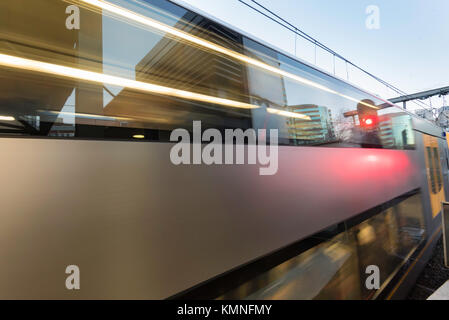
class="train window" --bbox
[0,0,415,149]
[0,0,254,139]
[242,37,415,149]
[216,192,424,300]
[427,147,437,194]
[434,148,443,191]
[348,192,424,298]
[217,232,363,300]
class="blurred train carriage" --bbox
[0,0,447,299]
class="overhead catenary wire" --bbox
[238,0,434,111]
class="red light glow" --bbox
[361,115,378,128]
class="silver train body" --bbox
[0,0,447,299]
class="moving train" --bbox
[0,0,447,299]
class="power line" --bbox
[238,0,433,111]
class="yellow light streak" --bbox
[0,116,15,121]
[0,53,256,110]
[45,110,132,121]
[267,108,311,120]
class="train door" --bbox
[440,135,449,201]
[423,134,445,219]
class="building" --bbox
[286,104,335,144]
[378,112,415,149]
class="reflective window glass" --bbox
[0,0,415,149]
[217,192,424,300]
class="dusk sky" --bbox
[177,0,449,110]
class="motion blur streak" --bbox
[0,53,258,110]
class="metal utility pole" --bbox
[389,86,449,110]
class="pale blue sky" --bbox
[179,0,449,110]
